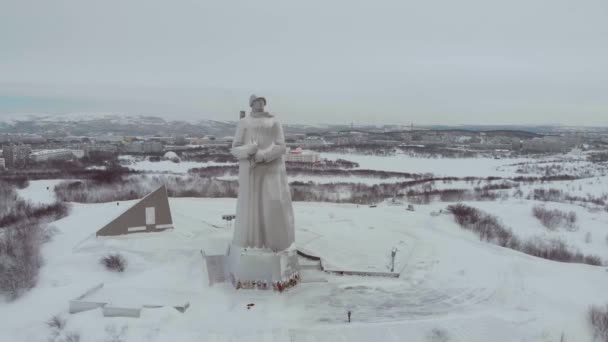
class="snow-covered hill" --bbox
[2,196,608,341]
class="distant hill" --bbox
[0,114,601,138]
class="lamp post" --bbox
[391,247,397,272]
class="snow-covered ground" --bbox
[219,174,412,185]
[3,196,608,341]
[4,153,608,341]
[321,153,536,177]
[17,179,64,205]
[462,200,608,261]
[521,175,608,199]
[121,153,547,184]
[121,153,537,178]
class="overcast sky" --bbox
[1,0,607,126]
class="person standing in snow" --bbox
[230,95,295,252]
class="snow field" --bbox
[4,153,608,341]
[3,197,608,341]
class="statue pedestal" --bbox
[203,243,300,292]
[226,244,300,291]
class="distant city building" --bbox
[148,137,175,144]
[92,135,124,143]
[0,158,5,169]
[123,142,143,154]
[2,144,32,168]
[30,149,75,163]
[285,148,320,163]
[61,136,91,143]
[163,145,194,152]
[84,144,119,157]
[295,136,327,146]
[188,137,208,145]
[519,137,574,153]
[173,136,188,146]
[285,133,306,141]
[124,141,164,154]
[0,134,46,144]
[143,141,164,153]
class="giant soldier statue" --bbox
[216,95,299,291]
[230,95,295,252]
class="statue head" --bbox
[249,94,267,112]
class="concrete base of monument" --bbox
[202,243,300,292]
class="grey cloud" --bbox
[0,0,607,125]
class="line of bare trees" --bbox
[447,203,602,266]
[188,164,419,179]
[52,170,591,206]
[54,175,238,203]
[529,188,608,207]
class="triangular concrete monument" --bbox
[96,185,174,237]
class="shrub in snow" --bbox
[104,324,128,342]
[513,189,524,198]
[100,254,127,272]
[46,314,81,342]
[447,204,481,226]
[0,222,44,300]
[532,206,560,230]
[439,189,467,202]
[0,186,65,300]
[0,197,70,229]
[0,182,21,218]
[566,211,578,231]
[584,255,603,266]
[46,315,76,342]
[522,238,602,266]
[532,205,578,231]
[522,238,572,263]
[63,332,81,342]
[427,328,450,342]
[530,188,564,202]
[589,305,608,341]
[46,315,66,330]
[41,225,60,244]
[447,204,521,249]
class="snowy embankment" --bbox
[321,153,535,178]
[461,200,608,262]
[2,197,608,341]
[124,159,235,174]
[16,179,64,205]
[218,174,412,185]
[4,153,608,340]
[123,153,545,185]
